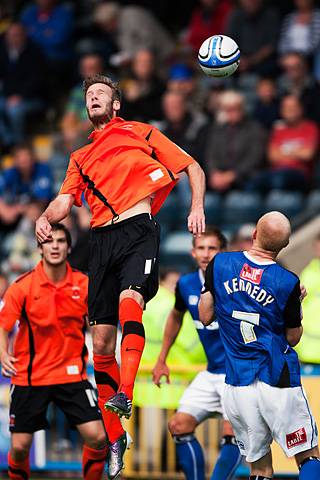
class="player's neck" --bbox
[246,246,277,263]
[43,262,68,284]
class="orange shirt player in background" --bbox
[0,224,107,480]
[35,74,206,479]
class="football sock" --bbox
[174,433,205,480]
[82,444,107,480]
[211,436,241,479]
[299,456,320,479]
[93,353,125,443]
[119,298,145,400]
[8,451,30,480]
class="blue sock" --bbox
[211,436,241,480]
[299,456,320,479]
[174,434,205,480]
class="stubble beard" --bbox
[87,104,114,129]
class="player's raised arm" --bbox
[152,308,184,387]
[35,194,74,243]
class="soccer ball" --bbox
[198,35,240,78]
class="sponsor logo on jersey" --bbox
[72,286,80,299]
[240,264,263,285]
[286,427,307,449]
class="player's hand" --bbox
[152,359,170,388]
[300,284,307,301]
[35,215,52,243]
[1,352,17,377]
[188,206,205,236]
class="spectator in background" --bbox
[253,77,280,130]
[227,0,279,76]
[21,0,74,91]
[229,223,255,252]
[0,143,53,233]
[185,0,233,52]
[205,90,267,192]
[92,2,174,67]
[279,52,320,123]
[167,64,204,111]
[1,202,42,281]
[295,234,320,365]
[121,49,165,122]
[248,95,319,192]
[61,53,104,144]
[159,90,208,205]
[0,22,46,148]
[278,0,320,59]
[160,91,208,166]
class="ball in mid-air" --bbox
[198,35,240,78]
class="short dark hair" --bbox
[83,74,121,102]
[11,141,33,156]
[51,223,72,247]
[192,226,227,250]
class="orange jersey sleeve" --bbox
[59,153,85,206]
[0,282,25,332]
[145,126,195,174]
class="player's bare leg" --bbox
[8,433,33,480]
[77,420,107,480]
[296,446,320,479]
[105,289,145,419]
[250,451,273,479]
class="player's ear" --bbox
[67,247,71,255]
[252,229,257,240]
[113,100,121,112]
[191,247,196,259]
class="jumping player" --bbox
[35,74,206,478]
[199,212,320,480]
[153,228,241,480]
[0,224,107,480]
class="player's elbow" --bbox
[286,326,303,347]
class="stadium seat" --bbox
[222,191,264,226]
[160,231,195,272]
[264,190,303,218]
[307,190,320,213]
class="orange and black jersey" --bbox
[0,262,88,386]
[59,117,195,227]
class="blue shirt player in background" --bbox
[153,227,241,480]
[199,212,320,480]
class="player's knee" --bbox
[120,289,144,308]
[168,414,196,436]
[10,444,30,462]
[84,431,107,450]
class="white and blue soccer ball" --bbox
[198,35,240,78]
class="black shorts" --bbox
[88,213,160,326]
[9,380,101,433]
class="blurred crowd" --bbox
[1,0,320,278]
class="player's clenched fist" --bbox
[35,215,52,243]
